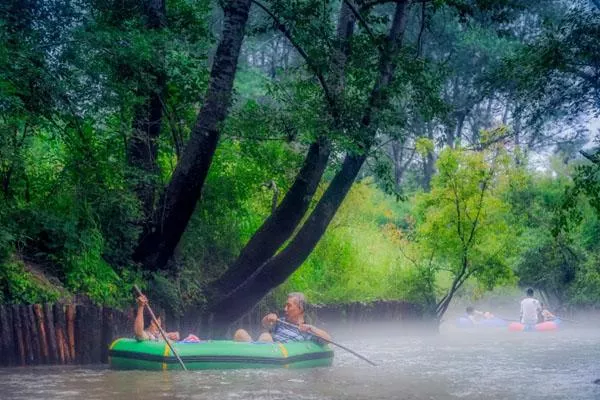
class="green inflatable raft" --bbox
[108,338,334,370]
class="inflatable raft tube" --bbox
[456,317,508,328]
[508,319,561,332]
[109,338,334,370]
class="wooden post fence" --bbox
[0,300,422,367]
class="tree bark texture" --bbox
[133,0,253,270]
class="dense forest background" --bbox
[1,0,599,328]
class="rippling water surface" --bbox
[1,322,599,399]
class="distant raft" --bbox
[456,317,509,328]
[108,338,334,370]
[508,319,561,332]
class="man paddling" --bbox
[234,292,331,343]
[134,294,181,341]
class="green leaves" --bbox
[411,146,514,316]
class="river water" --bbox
[1,322,599,399]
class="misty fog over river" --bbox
[1,322,599,400]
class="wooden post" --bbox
[75,305,85,364]
[27,305,41,364]
[44,303,58,364]
[54,304,68,364]
[21,305,34,364]
[33,304,49,363]
[0,306,5,367]
[11,305,25,366]
[66,304,76,362]
[0,305,15,366]
[90,306,102,364]
[101,308,115,363]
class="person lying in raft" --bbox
[465,306,495,324]
[540,303,556,322]
[234,292,331,343]
[134,294,183,341]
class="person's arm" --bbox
[299,323,331,341]
[134,296,149,341]
[519,301,524,323]
[262,313,278,330]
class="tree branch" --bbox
[580,149,600,164]
[465,156,496,249]
[416,1,426,58]
[343,0,382,51]
[251,0,336,110]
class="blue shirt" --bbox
[271,318,314,343]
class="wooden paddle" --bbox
[133,285,187,371]
[276,318,377,366]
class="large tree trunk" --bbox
[206,0,410,329]
[127,0,167,222]
[208,153,367,328]
[205,138,331,298]
[203,1,356,303]
[133,0,253,270]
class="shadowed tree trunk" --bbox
[421,126,435,191]
[391,138,416,188]
[203,1,357,302]
[205,138,331,297]
[127,0,167,224]
[205,0,410,329]
[133,0,253,270]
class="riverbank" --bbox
[0,300,426,367]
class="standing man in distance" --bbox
[520,288,541,331]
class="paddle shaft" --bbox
[498,316,576,323]
[134,285,187,371]
[276,318,377,366]
[555,316,577,323]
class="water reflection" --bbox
[1,323,599,399]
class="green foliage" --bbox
[568,254,600,306]
[411,146,516,316]
[63,228,137,307]
[504,158,600,307]
[415,138,435,157]
[279,182,426,304]
[514,231,580,303]
[496,1,600,122]
[0,257,61,304]
[174,138,302,308]
[1,0,599,316]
